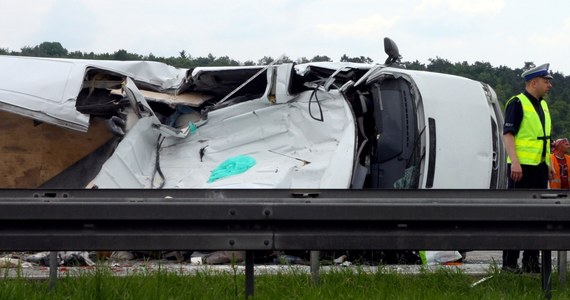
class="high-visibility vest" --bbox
[549,153,570,189]
[506,93,551,166]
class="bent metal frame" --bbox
[1,189,570,299]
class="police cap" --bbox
[521,63,553,81]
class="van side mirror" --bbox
[384,37,401,65]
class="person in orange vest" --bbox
[550,138,570,189]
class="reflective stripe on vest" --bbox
[507,93,551,166]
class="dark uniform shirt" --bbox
[503,90,548,160]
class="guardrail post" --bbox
[310,251,320,285]
[245,251,254,298]
[558,251,567,286]
[542,250,552,300]
[49,251,58,291]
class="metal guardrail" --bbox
[1,189,569,298]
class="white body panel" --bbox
[397,69,494,188]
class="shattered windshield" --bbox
[369,77,421,189]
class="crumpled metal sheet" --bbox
[0,56,189,132]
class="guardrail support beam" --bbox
[245,251,254,298]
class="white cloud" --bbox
[414,0,504,17]
[449,0,505,15]
[316,14,400,39]
[527,16,570,48]
[1,0,570,74]
[524,17,570,74]
[0,0,56,49]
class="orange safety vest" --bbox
[549,153,570,189]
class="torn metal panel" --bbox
[0,56,190,132]
[92,117,161,188]
[190,66,266,97]
[91,87,357,188]
[111,89,212,108]
[273,64,296,104]
[295,62,373,76]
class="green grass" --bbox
[1,265,569,300]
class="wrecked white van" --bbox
[0,38,506,189]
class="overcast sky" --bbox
[2,0,570,74]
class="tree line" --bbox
[2,41,570,138]
[0,41,372,67]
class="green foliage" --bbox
[2,40,570,137]
[112,49,142,61]
[2,266,569,299]
[257,56,275,65]
[310,55,332,62]
[340,54,374,64]
[19,42,68,57]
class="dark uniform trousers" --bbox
[503,162,549,272]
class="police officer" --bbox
[502,63,554,273]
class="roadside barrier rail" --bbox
[1,189,569,298]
